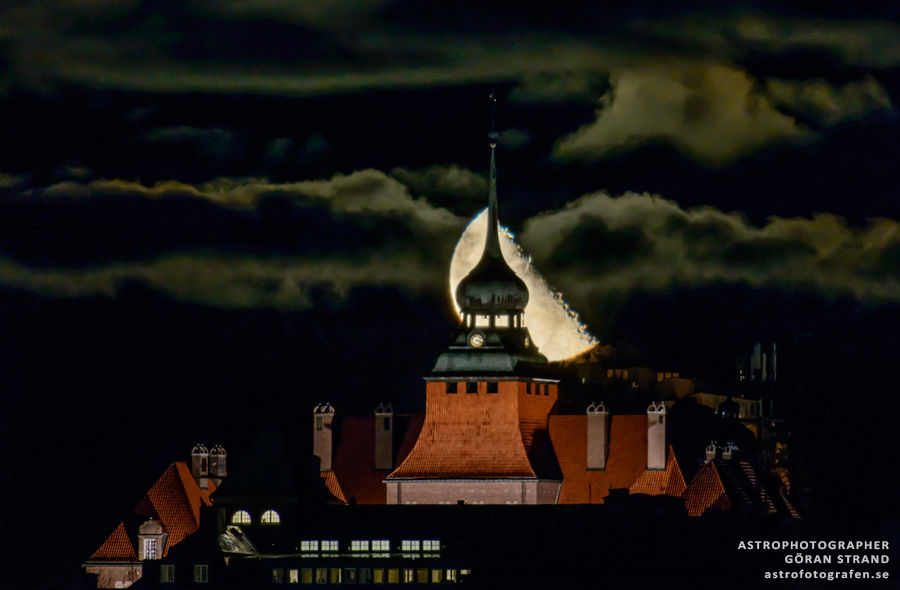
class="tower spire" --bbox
[486,88,502,260]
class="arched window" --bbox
[231,510,251,525]
[261,509,281,524]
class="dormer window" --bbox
[231,510,251,525]
[261,510,280,524]
[144,538,158,560]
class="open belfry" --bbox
[314,96,692,507]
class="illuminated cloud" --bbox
[518,191,900,310]
[552,62,813,167]
[765,75,894,127]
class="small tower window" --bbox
[495,314,509,328]
[383,416,391,431]
[475,315,490,327]
[445,382,457,394]
[261,510,281,524]
[231,510,251,525]
[466,382,477,394]
[316,416,323,431]
[487,382,498,394]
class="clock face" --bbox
[469,332,485,348]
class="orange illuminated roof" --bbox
[549,414,655,503]
[684,460,730,517]
[630,450,686,497]
[133,462,215,556]
[327,415,423,503]
[389,390,537,479]
[89,522,137,561]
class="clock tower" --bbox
[386,94,562,504]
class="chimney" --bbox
[209,445,227,487]
[647,402,666,470]
[722,442,738,461]
[705,442,717,463]
[586,402,609,470]
[375,403,393,470]
[191,444,209,489]
[313,404,335,471]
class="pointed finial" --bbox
[486,89,501,259]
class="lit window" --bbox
[487,382,498,394]
[273,568,285,584]
[475,315,490,327]
[300,540,319,552]
[193,564,208,583]
[144,538,158,560]
[431,569,443,583]
[261,510,281,524]
[422,540,440,551]
[401,540,420,551]
[231,510,251,525]
[371,539,390,551]
[301,569,313,584]
[373,569,385,584]
[403,570,415,583]
[160,564,174,583]
[446,570,457,582]
[315,568,327,584]
[321,540,339,552]
[461,569,471,575]
[289,569,299,584]
[495,314,509,328]
[330,568,341,584]
[351,540,370,551]
[387,569,400,584]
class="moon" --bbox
[449,209,597,361]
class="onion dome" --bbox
[454,135,529,315]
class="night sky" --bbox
[2,2,900,588]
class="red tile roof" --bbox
[89,522,137,561]
[133,462,215,556]
[90,462,214,563]
[630,449,686,497]
[321,471,348,504]
[683,460,730,517]
[549,414,654,503]
[388,383,537,479]
[327,415,422,504]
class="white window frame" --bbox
[401,540,420,551]
[422,540,440,551]
[144,538,158,560]
[321,540,339,552]
[371,539,390,551]
[300,540,319,552]
[350,540,370,551]
[193,564,208,583]
[261,509,281,524]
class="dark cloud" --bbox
[765,75,894,127]
[0,170,465,308]
[143,126,245,161]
